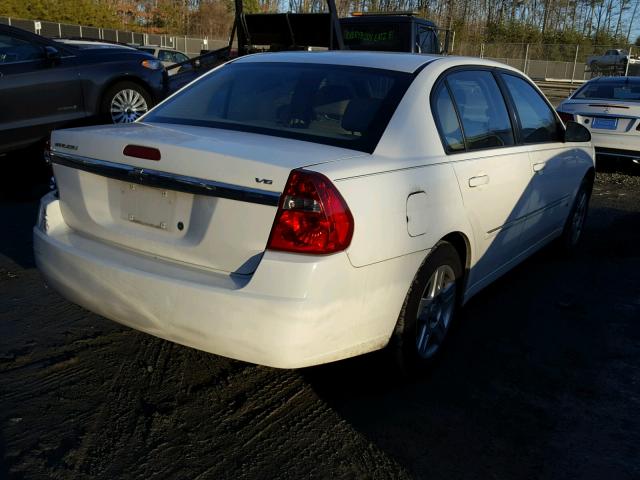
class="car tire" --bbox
[101,81,153,124]
[390,241,463,375]
[558,176,593,252]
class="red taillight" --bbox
[267,169,354,254]
[123,144,161,161]
[557,111,574,123]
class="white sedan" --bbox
[34,52,594,372]
[557,76,640,164]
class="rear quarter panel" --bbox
[312,59,477,269]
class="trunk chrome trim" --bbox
[51,151,281,207]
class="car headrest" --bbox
[314,85,352,106]
[342,98,383,133]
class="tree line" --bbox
[1,0,639,46]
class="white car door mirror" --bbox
[564,121,591,143]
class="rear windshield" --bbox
[145,62,414,153]
[573,79,640,102]
[342,23,406,52]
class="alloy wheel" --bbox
[110,89,148,123]
[415,264,457,359]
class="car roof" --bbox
[340,16,436,26]
[234,51,443,73]
[587,76,640,84]
[233,51,523,74]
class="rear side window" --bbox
[501,74,560,143]
[446,70,514,150]
[432,84,464,152]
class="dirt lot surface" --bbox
[1,160,639,479]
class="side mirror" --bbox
[44,46,61,63]
[564,121,591,143]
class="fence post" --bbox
[131,31,134,44]
[480,43,485,58]
[58,22,61,37]
[79,25,82,38]
[115,30,119,42]
[524,43,529,74]
[7,17,10,26]
[571,45,579,84]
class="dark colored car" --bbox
[0,25,167,154]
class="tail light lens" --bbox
[557,111,574,123]
[267,169,354,254]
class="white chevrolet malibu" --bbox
[557,76,640,164]
[34,52,595,372]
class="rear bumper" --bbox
[590,132,640,159]
[34,193,418,368]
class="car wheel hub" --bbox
[416,264,456,359]
[110,89,148,124]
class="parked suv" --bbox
[0,25,167,155]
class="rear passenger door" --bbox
[499,72,573,247]
[433,69,534,290]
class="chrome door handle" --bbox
[468,175,489,187]
[533,162,546,173]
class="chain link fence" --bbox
[456,42,639,82]
[0,16,230,57]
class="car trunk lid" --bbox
[50,122,363,275]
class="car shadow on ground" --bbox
[303,205,640,479]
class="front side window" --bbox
[501,74,561,143]
[174,52,189,63]
[158,50,175,62]
[145,62,414,153]
[0,34,43,64]
[417,27,437,54]
[446,70,514,150]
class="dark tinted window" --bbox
[446,70,514,150]
[432,83,464,152]
[0,34,42,63]
[145,62,414,153]
[573,78,640,102]
[417,26,438,53]
[501,74,560,143]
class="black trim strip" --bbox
[51,152,281,207]
[487,196,569,235]
[595,147,640,159]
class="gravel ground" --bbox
[0,159,639,480]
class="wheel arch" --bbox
[439,231,472,298]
